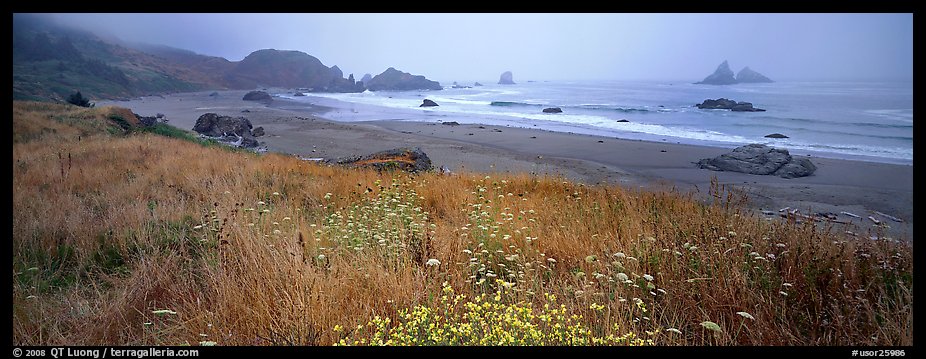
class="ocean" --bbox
[276,80,913,165]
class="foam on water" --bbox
[276,80,913,164]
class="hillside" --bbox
[12,15,365,102]
[12,101,912,346]
[13,14,204,101]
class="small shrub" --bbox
[66,91,94,108]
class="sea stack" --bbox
[360,73,373,86]
[736,67,774,83]
[366,67,442,91]
[695,60,737,85]
[498,71,515,85]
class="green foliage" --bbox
[67,91,93,108]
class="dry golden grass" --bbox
[12,101,913,346]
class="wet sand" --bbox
[100,90,914,239]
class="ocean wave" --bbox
[754,116,914,129]
[788,142,913,161]
[574,104,651,113]
[490,101,544,107]
[728,123,912,141]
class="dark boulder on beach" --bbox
[328,147,433,173]
[420,99,439,107]
[193,113,260,148]
[293,92,306,97]
[696,144,816,179]
[542,107,563,113]
[498,71,515,85]
[696,98,765,112]
[367,67,442,91]
[441,121,460,126]
[616,119,630,123]
[736,67,774,83]
[209,92,219,97]
[695,60,737,85]
[242,90,272,103]
[252,126,265,137]
[764,133,789,139]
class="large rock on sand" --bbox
[193,113,260,148]
[328,147,432,173]
[242,90,272,103]
[498,71,515,85]
[420,99,439,107]
[697,144,816,178]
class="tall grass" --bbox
[12,101,913,346]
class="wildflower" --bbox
[736,311,755,320]
[643,274,654,281]
[426,259,441,267]
[666,328,682,334]
[257,201,265,206]
[324,193,332,200]
[783,283,793,287]
[616,273,629,281]
[283,217,291,221]
[585,255,597,263]
[779,291,788,297]
[318,254,326,260]
[273,229,282,234]
[700,321,722,333]
[193,225,203,230]
[199,341,218,346]
[546,258,556,263]
[614,252,626,259]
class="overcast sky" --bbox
[42,13,913,83]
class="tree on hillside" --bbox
[67,91,94,108]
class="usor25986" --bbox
[859,350,906,357]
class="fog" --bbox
[42,13,912,83]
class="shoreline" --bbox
[98,90,914,239]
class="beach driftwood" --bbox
[873,211,903,223]
[779,212,848,225]
[840,211,861,219]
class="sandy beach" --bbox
[100,90,914,239]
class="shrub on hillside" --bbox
[66,91,94,108]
